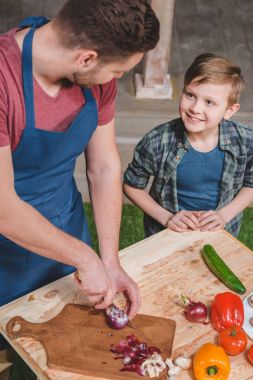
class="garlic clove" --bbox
[174,354,192,370]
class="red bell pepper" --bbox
[211,292,244,332]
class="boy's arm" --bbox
[123,134,173,227]
[199,139,253,231]
[219,187,253,223]
[123,184,172,227]
[199,187,253,231]
[124,132,200,232]
[124,184,200,231]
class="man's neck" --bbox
[15,22,72,97]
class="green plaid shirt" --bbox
[123,118,253,237]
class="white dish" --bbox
[243,292,253,339]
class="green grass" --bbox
[9,205,253,379]
[238,208,253,250]
[84,203,145,252]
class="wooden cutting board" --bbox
[6,303,176,379]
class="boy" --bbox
[123,53,253,237]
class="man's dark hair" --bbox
[53,0,160,60]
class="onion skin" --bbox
[106,305,129,330]
[183,300,208,323]
[248,295,253,308]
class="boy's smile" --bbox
[179,80,239,136]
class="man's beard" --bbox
[72,66,100,88]
[60,74,96,89]
[62,62,108,88]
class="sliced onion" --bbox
[110,334,164,377]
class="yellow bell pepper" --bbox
[193,343,230,380]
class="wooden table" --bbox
[1,229,253,379]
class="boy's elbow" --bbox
[123,182,140,198]
[123,182,130,196]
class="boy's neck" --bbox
[187,126,219,153]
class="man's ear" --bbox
[76,50,98,71]
[224,103,240,120]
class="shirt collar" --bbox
[219,119,236,154]
[177,118,236,153]
[176,118,190,149]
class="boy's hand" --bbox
[167,210,200,232]
[197,210,226,231]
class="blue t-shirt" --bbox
[176,145,225,211]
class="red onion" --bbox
[181,296,208,323]
[148,346,161,355]
[110,334,162,376]
[106,305,129,330]
[122,356,132,365]
[120,362,145,376]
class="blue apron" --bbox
[0,17,98,307]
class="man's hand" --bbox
[75,252,114,308]
[95,262,141,320]
[198,210,226,231]
[167,210,200,232]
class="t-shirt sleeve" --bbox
[123,134,156,189]
[0,71,10,147]
[93,79,117,126]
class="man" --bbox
[0,0,160,359]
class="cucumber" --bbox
[202,244,246,295]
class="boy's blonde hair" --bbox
[184,53,245,106]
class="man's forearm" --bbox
[88,166,122,267]
[219,187,253,223]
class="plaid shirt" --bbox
[123,118,253,237]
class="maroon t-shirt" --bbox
[0,28,117,151]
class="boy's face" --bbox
[179,80,240,134]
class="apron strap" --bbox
[18,16,49,29]
[82,88,94,102]
[20,17,49,130]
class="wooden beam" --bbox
[135,0,175,99]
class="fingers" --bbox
[168,211,200,231]
[200,220,222,231]
[74,265,113,308]
[94,286,114,310]
[168,209,224,232]
[193,211,204,217]
[85,295,105,306]
[198,211,224,231]
[181,213,199,230]
[167,219,188,231]
[198,210,215,224]
[124,284,141,320]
